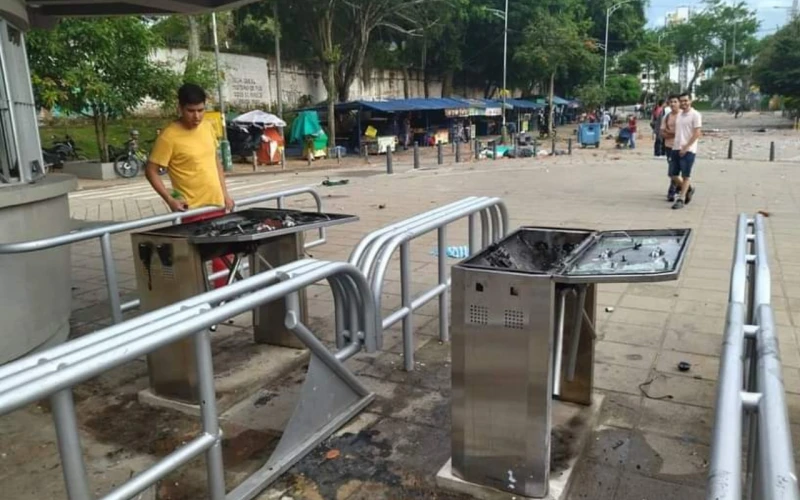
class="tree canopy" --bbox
[27,18,174,161]
[753,19,800,107]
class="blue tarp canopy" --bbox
[505,98,545,110]
[529,95,571,106]
[327,98,471,113]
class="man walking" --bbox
[670,92,702,210]
[651,99,665,157]
[660,95,680,201]
[146,83,234,286]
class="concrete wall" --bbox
[0,174,77,364]
[149,48,486,110]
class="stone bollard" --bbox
[474,140,480,160]
[533,140,538,158]
[728,139,733,160]
[492,140,498,161]
[568,138,573,155]
[551,136,556,155]
[336,146,341,165]
[437,142,444,165]
[386,147,394,174]
[413,142,420,169]
[770,141,776,162]
[455,140,462,163]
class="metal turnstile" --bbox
[451,227,691,497]
[131,208,357,403]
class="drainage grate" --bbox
[469,304,489,325]
[504,309,525,329]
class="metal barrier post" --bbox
[568,138,573,155]
[386,147,394,174]
[400,242,414,371]
[468,214,477,254]
[193,328,226,499]
[551,136,556,154]
[437,143,444,165]
[728,139,734,159]
[413,142,420,169]
[533,140,538,157]
[438,226,449,342]
[770,142,775,162]
[100,233,123,324]
[50,389,91,500]
[474,140,480,160]
[492,141,498,161]
[455,140,461,163]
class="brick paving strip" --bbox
[3,112,800,499]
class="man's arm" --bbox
[680,113,703,155]
[217,156,234,212]
[146,161,186,212]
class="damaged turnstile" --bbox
[450,227,691,498]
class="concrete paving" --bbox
[2,111,800,499]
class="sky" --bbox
[646,0,796,37]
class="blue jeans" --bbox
[629,132,636,149]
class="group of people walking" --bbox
[650,93,703,210]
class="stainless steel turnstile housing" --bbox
[451,226,691,498]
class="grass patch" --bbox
[39,116,172,160]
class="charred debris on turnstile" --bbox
[472,228,688,276]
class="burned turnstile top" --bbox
[461,226,691,283]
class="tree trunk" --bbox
[548,72,555,135]
[422,39,430,98]
[187,16,201,62]
[441,70,454,98]
[100,113,109,163]
[91,104,104,161]
[686,59,705,95]
[402,67,411,99]
[326,61,336,149]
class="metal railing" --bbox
[0,186,327,324]
[707,214,799,500]
[350,196,509,370]
[0,258,379,500]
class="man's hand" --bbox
[224,194,235,212]
[679,148,687,157]
[167,197,188,212]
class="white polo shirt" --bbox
[674,108,702,154]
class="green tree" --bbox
[514,3,598,132]
[665,0,758,92]
[27,18,173,161]
[575,83,605,111]
[753,19,800,122]
[605,74,641,109]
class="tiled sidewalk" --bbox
[4,114,800,499]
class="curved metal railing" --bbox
[349,196,509,370]
[0,258,378,500]
[706,214,799,500]
[0,186,327,324]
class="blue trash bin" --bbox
[578,123,601,148]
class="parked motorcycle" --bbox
[43,135,87,164]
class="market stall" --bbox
[232,110,286,166]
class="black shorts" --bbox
[668,151,696,178]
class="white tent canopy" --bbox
[232,110,286,128]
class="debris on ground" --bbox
[758,210,770,217]
[378,204,386,210]
[677,361,691,372]
[325,449,341,460]
[605,306,615,313]
[322,178,349,187]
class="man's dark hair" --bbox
[657,99,665,106]
[668,94,679,101]
[679,91,691,99]
[178,83,206,107]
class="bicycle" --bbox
[113,139,147,178]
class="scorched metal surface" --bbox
[145,208,358,245]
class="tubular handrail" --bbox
[351,196,509,371]
[0,259,377,500]
[0,186,327,325]
[706,214,799,500]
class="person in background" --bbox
[660,95,680,202]
[627,114,637,149]
[145,83,234,287]
[651,99,665,157]
[670,92,702,210]
[602,110,611,134]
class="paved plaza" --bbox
[3,111,800,499]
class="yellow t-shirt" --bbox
[149,120,224,209]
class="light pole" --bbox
[502,0,509,138]
[211,13,232,172]
[603,0,636,95]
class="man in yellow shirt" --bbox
[146,83,234,213]
[146,83,234,287]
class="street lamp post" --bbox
[603,0,636,95]
[211,13,232,172]
[502,0,509,138]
